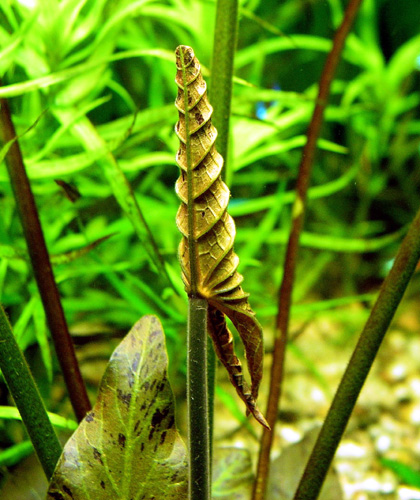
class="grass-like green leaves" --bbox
[47,315,187,500]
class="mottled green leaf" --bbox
[47,315,187,500]
[267,427,343,500]
[212,448,253,500]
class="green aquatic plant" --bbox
[0,1,420,499]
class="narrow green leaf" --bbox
[0,109,46,165]
[0,440,34,467]
[235,226,405,253]
[51,234,115,265]
[229,166,358,217]
[0,406,78,431]
[32,299,53,383]
[0,49,173,98]
[381,457,420,488]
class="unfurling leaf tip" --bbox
[174,45,268,428]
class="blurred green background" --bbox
[0,0,419,464]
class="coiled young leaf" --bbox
[175,45,268,429]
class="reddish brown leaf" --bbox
[207,307,269,429]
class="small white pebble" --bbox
[398,486,420,500]
[280,426,302,444]
[310,387,325,403]
[361,477,384,492]
[410,378,420,396]
[335,461,354,475]
[376,434,392,452]
[337,441,367,459]
[356,477,394,493]
[231,439,246,449]
[408,403,420,424]
[388,363,407,382]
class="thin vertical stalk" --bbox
[0,306,62,479]
[293,205,420,499]
[253,1,363,498]
[0,92,91,422]
[178,47,211,499]
[210,0,238,185]
[206,338,216,466]
[208,0,239,459]
[187,298,210,500]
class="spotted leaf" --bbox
[47,315,187,500]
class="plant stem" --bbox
[252,1,363,498]
[187,298,210,500]
[206,341,216,466]
[293,205,420,499]
[0,306,62,479]
[0,93,91,422]
[210,0,238,185]
[177,47,211,498]
[208,0,239,458]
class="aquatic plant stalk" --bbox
[210,0,238,185]
[187,298,211,500]
[294,204,420,499]
[0,91,91,422]
[253,0,364,498]
[177,45,211,500]
[0,305,62,479]
[175,42,269,497]
[207,0,239,447]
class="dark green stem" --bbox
[187,298,210,500]
[0,93,91,422]
[206,344,216,465]
[208,0,239,463]
[0,306,62,479]
[210,0,238,185]
[293,205,420,499]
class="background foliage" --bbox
[0,0,420,489]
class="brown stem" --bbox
[0,91,91,422]
[252,1,364,498]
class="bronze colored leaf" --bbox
[47,315,187,500]
[207,307,268,428]
[175,45,268,429]
[209,298,264,403]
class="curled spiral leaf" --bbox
[175,45,268,429]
